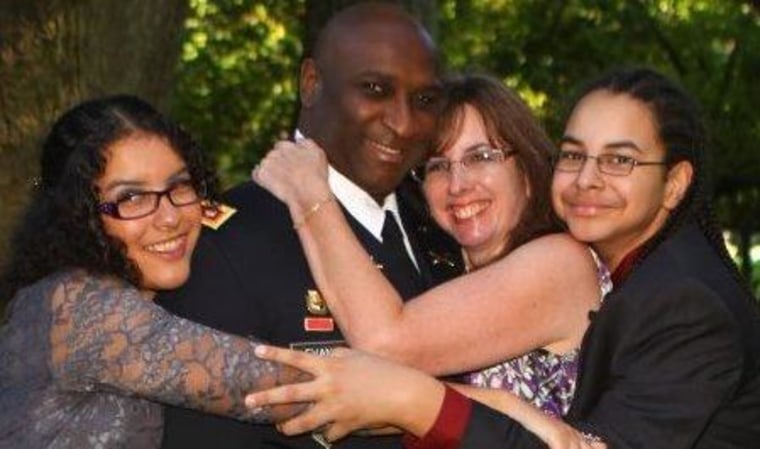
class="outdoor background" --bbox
[2,0,759,308]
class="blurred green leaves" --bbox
[172,0,304,186]
[149,0,760,289]
[173,0,759,205]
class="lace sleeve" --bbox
[48,270,309,423]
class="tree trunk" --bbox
[0,0,189,271]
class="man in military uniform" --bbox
[158,2,460,448]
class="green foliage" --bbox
[171,2,760,293]
[174,0,759,193]
[437,1,760,293]
[438,0,760,175]
[171,0,305,187]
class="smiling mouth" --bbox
[450,201,490,221]
[368,139,403,162]
[145,235,187,254]
[567,202,611,217]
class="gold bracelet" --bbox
[293,196,334,229]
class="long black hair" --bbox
[1,95,218,301]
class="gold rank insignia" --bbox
[201,201,237,230]
[305,289,329,316]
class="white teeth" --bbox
[146,236,183,253]
[370,140,401,155]
[451,202,488,220]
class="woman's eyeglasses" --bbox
[98,180,204,220]
[412,146,516,182]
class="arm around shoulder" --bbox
[48,271,309,423]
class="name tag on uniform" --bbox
[289,340,347,356]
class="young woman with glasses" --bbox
[251,73,613,444]
[0,96,309,447]
[249,68,760,449]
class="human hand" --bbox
[542,421,607,449]
[449,384,605,449]
[245,345,445,443]
[252,139,332,221]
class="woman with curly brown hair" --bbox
[0,95,306,448]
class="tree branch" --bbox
[711,38,740,117]
[632,0,686,76]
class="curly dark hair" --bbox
[568,67,747,289]
[1,95,218,301]
[433,73,565,262]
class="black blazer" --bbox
[158,181,460,449]
[458,223,760,449]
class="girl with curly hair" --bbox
[0,95,306,448]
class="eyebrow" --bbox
[462,142,494,153]
[355,71,443,91]
[101,167,191,193]
[559,135,582,146]
[432,142,491,159]
[560,135,643,152]
[354,71,393,82]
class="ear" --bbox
[300,58,322,108]
[663,160,693,210]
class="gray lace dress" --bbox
[0,270,299,448]
[465,248,613,417]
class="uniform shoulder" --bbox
[225,181,288,217]
[224,180,271,205]
[201,181,290,233]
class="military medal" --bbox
[303,317,334,332]
[303,289,334,332]
[305,289,328,315]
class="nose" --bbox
[574,156,605,190]
[153,194,181,228]
[383,95,413,138]
[446,163,472,195]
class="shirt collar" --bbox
[294,130,417,269]
[328,165,400,240]
[295,129,400,240]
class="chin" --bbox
[142,268,191,292]
[565,222,604,244]
[457,235,495,253]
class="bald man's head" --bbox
[311,2,438,66]
[298,2,443,202]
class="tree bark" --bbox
[0,0,189,270]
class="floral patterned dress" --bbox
[465,248,612,417]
